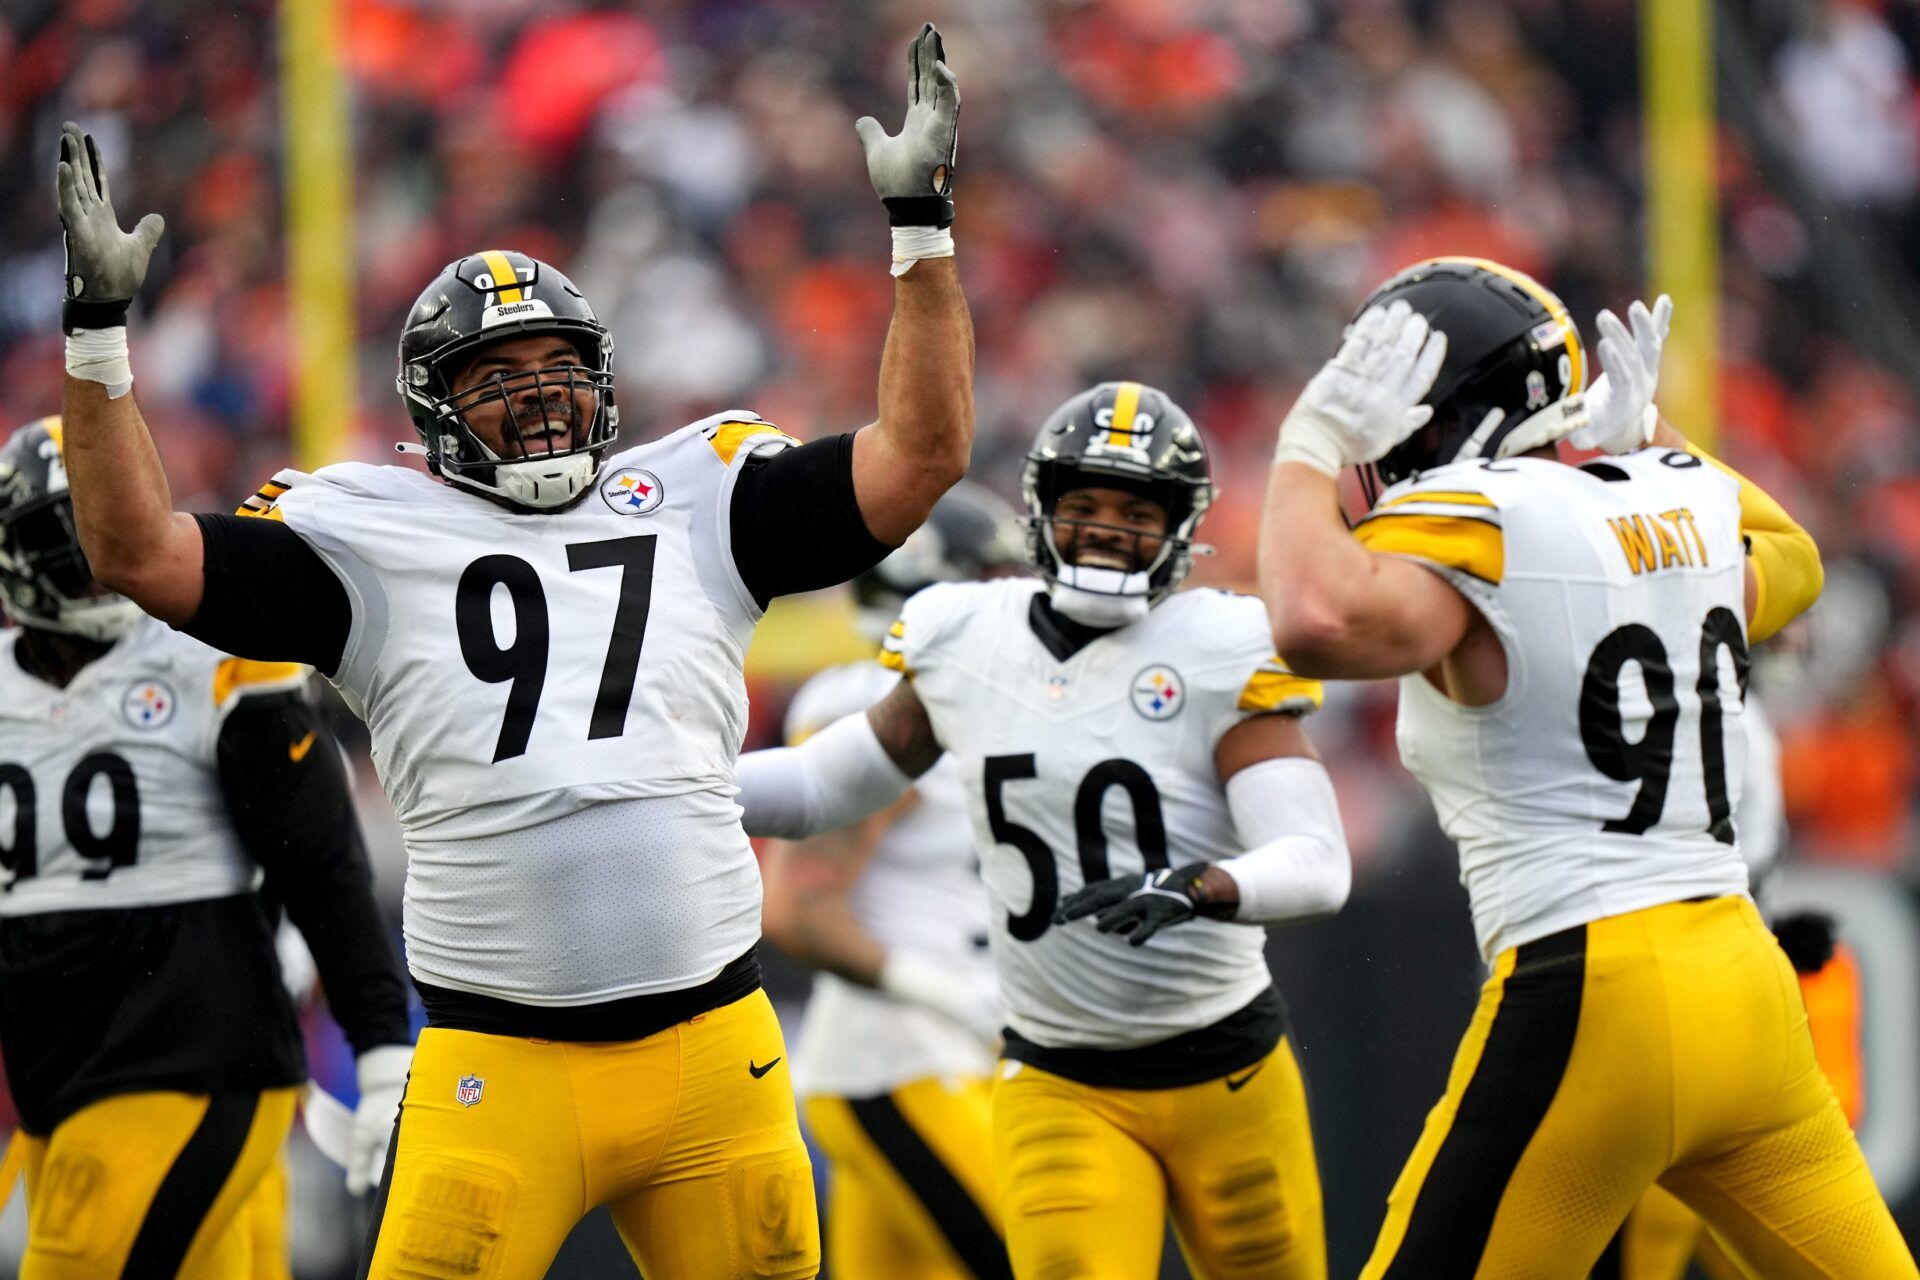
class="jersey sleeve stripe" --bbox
[1377,489,1495,511]
[705,420,797,467]
[1368,500,1504,526]
[212,657,310,707]
[1237,666,1324,714]
[877,647,911,675]
[1354,512,1505,585]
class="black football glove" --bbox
[1773,911,1837,975]
[54,122,164,334]
[1055,864,1230,947]
[854,23,958,229]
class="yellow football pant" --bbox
[991,1036,1325,1280]
[1362,896,1917,1279]
[805,1076,1010,1280]
[15,1087,296,1279]
[363,989,818,1280]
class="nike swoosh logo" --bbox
[1225,1065,1264,1092]
[748,1057,781,1079]
[288,731,317,763]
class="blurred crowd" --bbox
[1,0,1917,887]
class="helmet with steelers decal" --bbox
[1361,256,1587,494]
[0,417,143,640]
[1020,381,1213,624]
[852,479,1025,641]
[396,249,618,511]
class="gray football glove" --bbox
[855,23,958,228]
[55,121,164,334]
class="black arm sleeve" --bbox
[184,514,352,677]
[216,692,412,1053]
[730,433,893,609]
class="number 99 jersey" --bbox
[1358,450,1754,963]
[0,617,305,914]
[883,578,1323,1050]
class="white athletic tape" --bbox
[304,1082,355,1168]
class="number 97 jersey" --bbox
[884,579,1324,1051]
[1360,450,1754,964]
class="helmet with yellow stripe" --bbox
[1020,381,1213,614]
[397,249,618,511]
[0,417,143,640]
[1361,257,1586,489]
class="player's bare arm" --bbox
[733,677,940,840]
[54,123,205,623]
[761,797,915,987]
[847,24,974,545]
[863,674,944,776]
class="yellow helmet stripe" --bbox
[480,249,524,305]
[37,416,63,454]
[1108,381,1143,448]
[1431,256,1584,393]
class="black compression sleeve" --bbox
[216,693,412,1053]
[730,433,892,608]
[184,514,351,676]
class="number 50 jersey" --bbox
[249,413,793,1003]
[1360,449,1754,963]
[884,579,1323,1050]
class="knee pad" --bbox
[730,1148,819,1280]
[372,1156,516,1279]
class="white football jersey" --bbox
[0,618,306,916]
[781,661,998,1097]
[254,413,794,1004]
[1360,449,1754,962]
[885,578,1323,1050]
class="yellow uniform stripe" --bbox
[1107,381,1142,448]
[1377,489,1495,511]
[1431,256,1584,393]
[1237,669,1325,714]
[212,657,310,706]
[480,249,523,305]
[707,421,797,467]
[877,647,911,675]
[1355,512,1505,585]
[888,620,906,639]
[37,417,63,453]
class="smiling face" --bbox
[447,332,598,460]
[1049,485,1170,574]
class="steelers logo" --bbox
[122,678,177,730]
[601,468,664,516]
[1130,665,1185,721]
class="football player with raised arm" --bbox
[0,417,411,1278]
[760,481,1024,1280]
[1257,257,1917,1278]
[736,383,1351,1280]
[50,24,970,1279]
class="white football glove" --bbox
[55,122,164,333]
[855,24,959,230]
[1275,301,1449,477]
[348,1044,411,1196]
[1565,294,1672,454]
[879,950,1002,1047]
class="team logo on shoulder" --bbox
[122,679,176,730]
[1131,665,1184,721]
[456,1075,485,1107]
[601,468,664,516]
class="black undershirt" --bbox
[215,693,412,1054]
[182,432,889,670]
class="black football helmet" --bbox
[396,249,618,510]
[1362,257,1587,489]
[852,480,1025,640]
[1020,381,1213,603]
[0,418,143,640]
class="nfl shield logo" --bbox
[456,1075,485,1107]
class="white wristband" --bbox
[1272,411,1344,478]
[890,226,954,277]
[66,326,133,399]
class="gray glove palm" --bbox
[55,122,164,333]
[855,24,959,228]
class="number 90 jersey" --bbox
[885,579,1323,1050]
[0,618,306,915]
[1359,450,1754,963]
